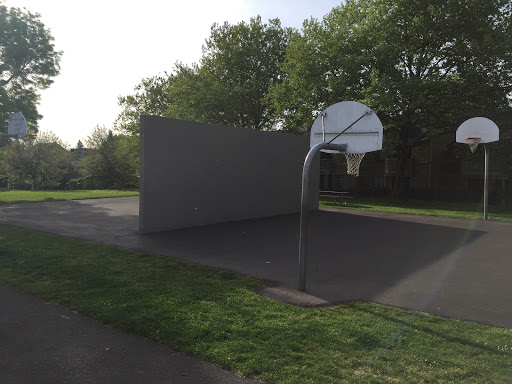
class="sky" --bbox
[4,0,342,147]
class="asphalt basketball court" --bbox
[1,196,511,329]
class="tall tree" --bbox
[116,17,294,134]
[271,0,512,194]
[115,74,174,135]
[193,16,294,130]
[0,2,62,133]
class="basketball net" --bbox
[465,137,481,153]
[345,153,366,177]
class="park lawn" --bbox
[0,190,139,204]
[320,197,512,223]
[0,225,510,383]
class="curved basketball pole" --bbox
[298,142,347,292]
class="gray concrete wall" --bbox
[139,116,318,233]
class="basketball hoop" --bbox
[300,101,383,292]
[310,102,383,179]
[7,112,28,139]
[457,117,500,221]
[345,153,365,177]
[465,137,481,153]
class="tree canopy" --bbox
[267,0,511,196]
[116,17,294,134]
[271,0,512,143]
[78,127,139,189]
[0,131,70,189]
[194,16,294,130]
[115,1,511,199]
[116,75,172,135]
[0,2,62,133]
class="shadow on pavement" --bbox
[0,197,140,245]
[141,210,484,304]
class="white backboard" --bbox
[7,112,28,139]
[456,117,499,143]
[310,101,383,153]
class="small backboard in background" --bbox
[7,112,28,139]
[456,117,499,144]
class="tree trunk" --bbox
[393,126,412,200]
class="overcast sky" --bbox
[4,0,342,146]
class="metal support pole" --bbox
[298,142,346,292]
[321,113,326,142]
[484,144,489,220]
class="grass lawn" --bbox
[0,225,510,383]
[0,190,139,204]
[320,197,512,223]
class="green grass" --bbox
[0,190,139,204]
[321,197,512,223]
[0,225,510,383]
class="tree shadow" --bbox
[140,209,512,327]
[0,197,140,246]
[352,304,507,356]
[141,210,483,300]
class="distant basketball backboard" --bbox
[310,101,383,154]
[456,117,499,144]
[456,117,500,220]
[7,112,28,139]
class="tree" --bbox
[0,131,70,189]
[115,75,174,135]
[192,16,294,130]
[115,64,208,135]
[78,126,138,189]
[116,17,294,134]
[0,2,62,133]
[75,139,85,159]
[269,8,374,132]
[271,0,512,195]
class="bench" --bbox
[319,190,354,206]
